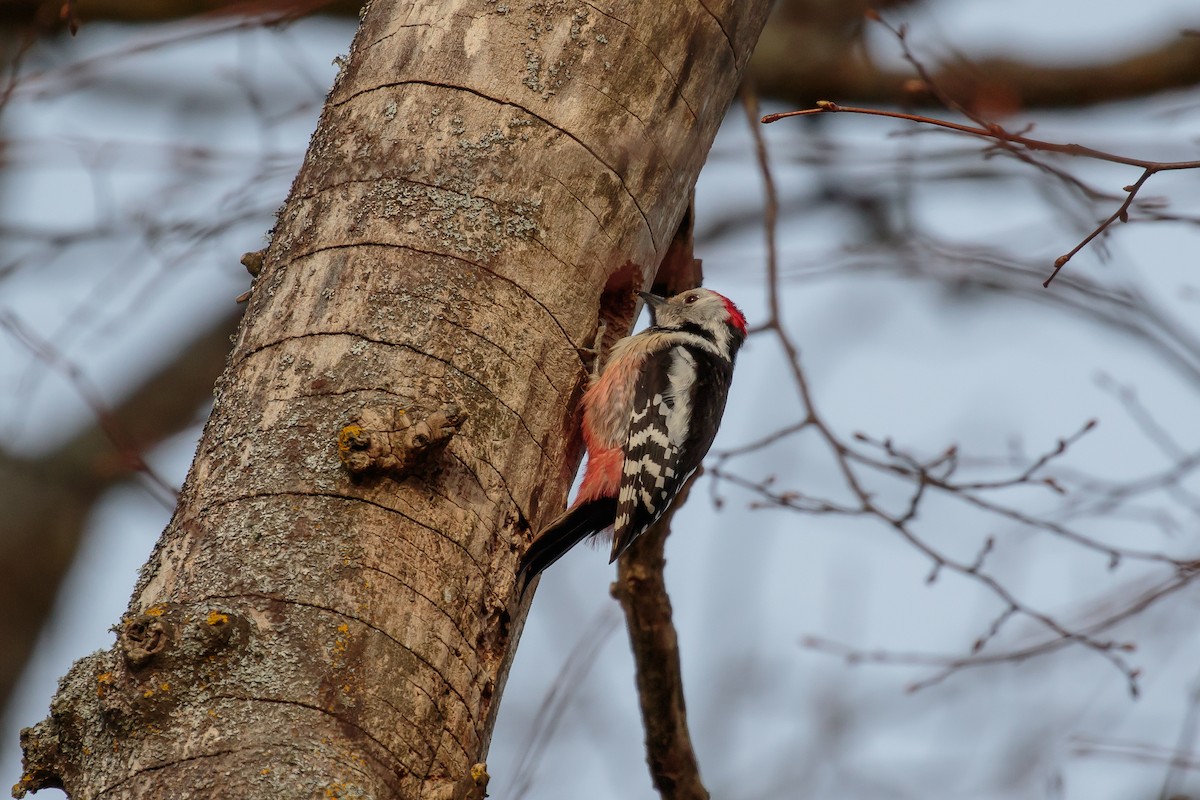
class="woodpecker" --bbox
[519,287,746,587]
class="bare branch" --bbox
[614,471,709,800]
[762,11,1200,286]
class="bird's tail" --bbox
[518,498,617,590]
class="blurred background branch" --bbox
[6,0,1200,110]
[0,311,236,709]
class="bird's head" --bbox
[638,288,747,344]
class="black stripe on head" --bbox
[672,322,717,344]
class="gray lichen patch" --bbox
[568,8,591,42]
[523,49,543,93]
[14,603,258,799]
[358,179,541,263]
[273,82,649,283]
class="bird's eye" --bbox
[685,294,699,304]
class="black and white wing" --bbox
[609,344,734,561]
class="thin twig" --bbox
[728,75,1198,693]
[0,310,178,507]
[763,103,1200,172]
[762,9,1200,288]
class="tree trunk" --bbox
[16,1,770,797]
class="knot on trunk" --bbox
[438,762,488,800]
[338,403,466,479]
[120,611,172,669]
[12,719,64,798]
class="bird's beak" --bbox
[637,290,666,325]
[637,290,667,306]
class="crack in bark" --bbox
[366,22,433,50]
[273,236,581,391]
[359,562,482,672]
[578,0,699,121]
[324,239,583,353]
[370,686,452,772]
[287,177,595,337]
[581,78,677,177]
[419,728,448,792]
[459,448,527,531]
[206,595,481,755]
[297,165,619,299]
[236,330,545,451]
[328,79,657,241]
[360,482,501,582]
[211,695,411,793]
[94,747,245,797]
[419,475,495,534]
[195,490,491,580]
[446,449,538,579]
[352,497,494,585]
[692,0,735,58]
[295,170,576,273]
[435,310,563,398]
[275,599,481,736]
[532,166,620,246]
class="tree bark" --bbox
[16,0,771,797]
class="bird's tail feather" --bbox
[519,498,617,590]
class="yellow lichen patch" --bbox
[206,610,229,625]
[159,682,170,692]
[260,768,271,776]
[144,604,166,617]
[143,688,155,699]
[336,425,364,455]
[97,672,112,684]
[331,621,352,656]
